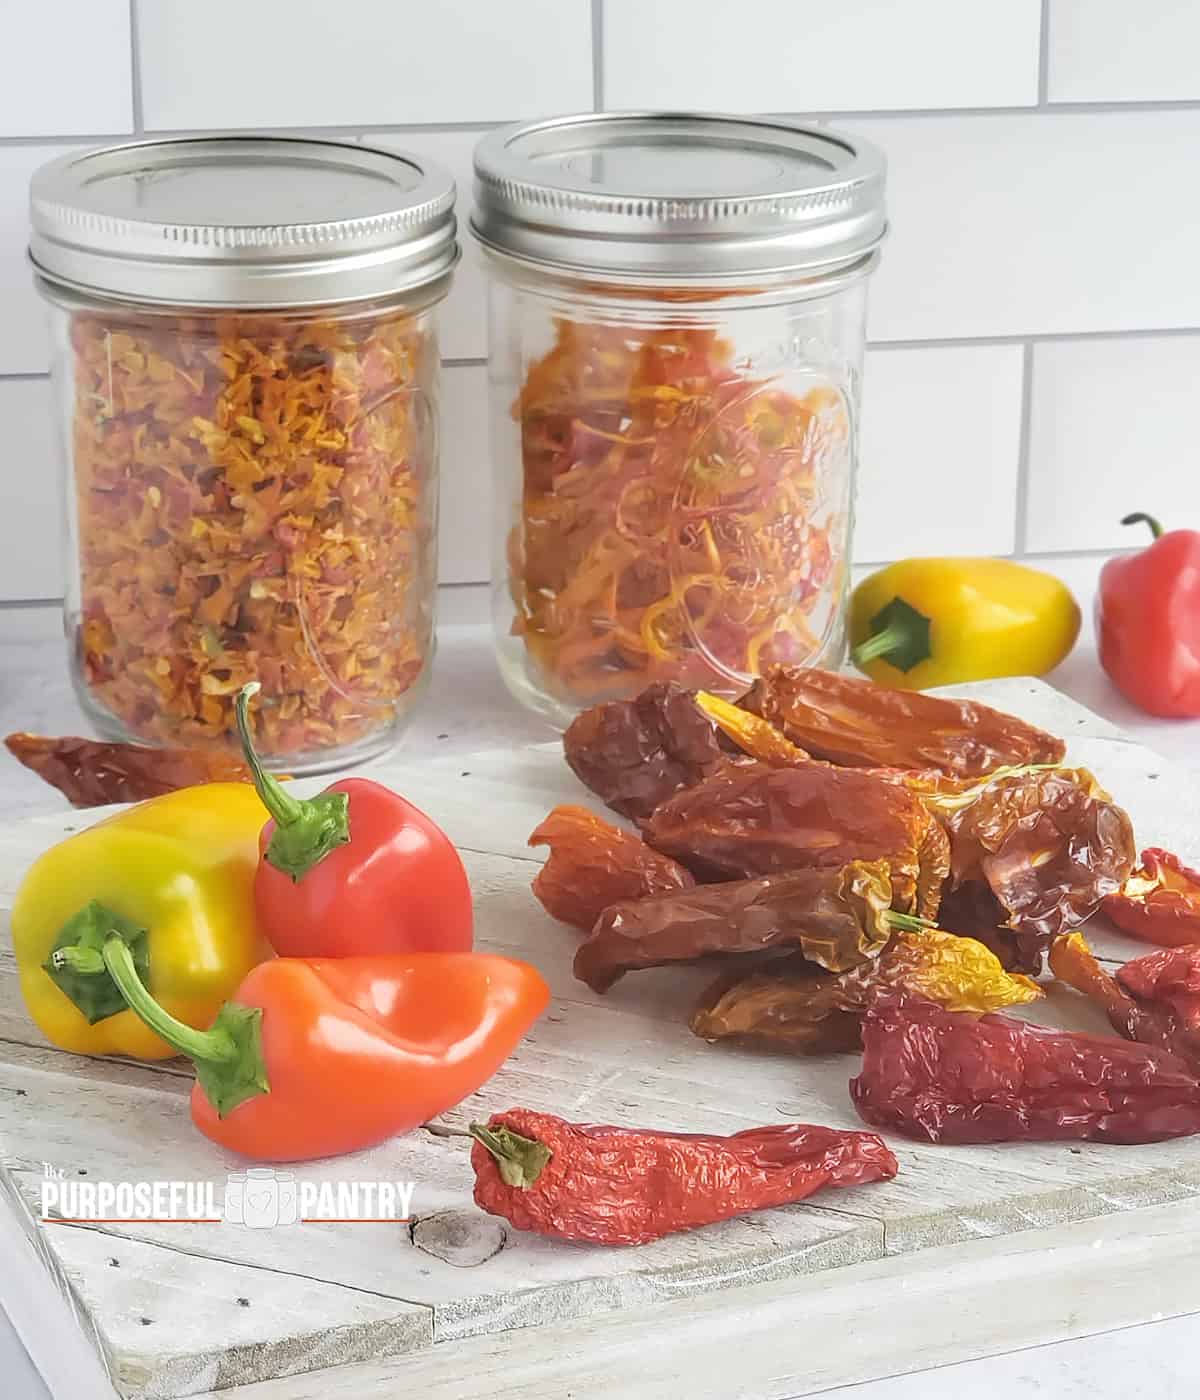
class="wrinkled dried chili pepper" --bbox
[562,680,736,820]
[739,666,1066,777]
[1049,932,1200,1073]
[641,760,949,918]
[1102,848,1200,947]
[462,1108,897,1245]
[691,926,1042,1054]
[71,307,434,759]
[851,998,1200,1145]
[574,859,917,993]
[5,732,254,807]
[513,321,847,708]
[915,766,1135,972]
[528,804,694,933]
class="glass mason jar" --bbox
[473,114,887,727]
[29,137,458,773]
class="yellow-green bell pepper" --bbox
[850,557,1081,691]
[11,784,268,1059]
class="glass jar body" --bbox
[485,262,870,727]
[44,290,444,773]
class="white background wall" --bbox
[2,0,1199,606]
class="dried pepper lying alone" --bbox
[574,859,915,993]
[739,666,1066,777]
[5,732,254,807]
[1049,933,1200,1074]
[528,804,694,933]
[513,321,847,707]
[913,765,1136,973]
[562,680,735,820]
[851,999,1200,1145]
[465,1109,897,1246]
[1102,848,1200,947]
[691,927,1042,1055]
[641,760,949,918]
[71,307,435,759]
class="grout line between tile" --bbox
[1013,342,1035,554]
[1037,0,1051,107]
[128,0,145,135]
[870,327,1200,352]
[0,373,50,385]
[591,0,605,111]
[778,98,1200,121]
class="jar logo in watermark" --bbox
[40,1163,416,1230]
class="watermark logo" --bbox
[40,1163,415,1230]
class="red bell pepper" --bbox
[78,931,548,1161]
[236,685,473,957]
[1098,513,1200,717]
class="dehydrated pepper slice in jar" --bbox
[690,926,1042,1055]
[850,998,1200,1145]
[641,760,949,918]
[513,321,847,707]
[528,804,695,933]
[573,858,909,994]
[1102,848,1200,948]
[70,306,434,760]
[739,665,1066,777]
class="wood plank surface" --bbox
[1,678,1198,1397]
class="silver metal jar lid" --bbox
[30,135,458,309]
[472,112,886,284]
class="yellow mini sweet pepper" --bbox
[11,784,269,1059]
[850,557,1080,691]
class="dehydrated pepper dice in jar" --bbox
[29,137,458,772]
[472,113,887,725]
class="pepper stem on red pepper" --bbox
[467,1123,553,1188]
[43,901,151,1025]
[80,930,270,1118]
[851,597,933,672]
[235,682,350,883]
[1121,512,1164,540]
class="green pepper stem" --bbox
[50,946,105,977]
[102,936,235,1064]
[235,683,303,828]
[235,682,351,883]
[884,911,938,932]
[852,624,906,667]
[466,1122,552,1189]
[1121,512,1164,540]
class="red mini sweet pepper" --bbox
[236,684,473,957]
[1098,513,1200,718]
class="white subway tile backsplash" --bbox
[849,111,1200,343]
[0,380,63,600]
[1025,335,1200,554]
[855,345,1024,563]
[0,146,74,375]
[604,0,1040,112]
[0,2,131,137]
[439,364,490,584]
[366,130,488,361]
[137,0,593,131]
[1048,1,1200,103]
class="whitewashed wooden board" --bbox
[1,678,1199,1400]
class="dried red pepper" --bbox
[740,666,1066,777]
[691,926,1042,1054]
[1049,932,1200,1073]
[562,680,735,820]
[851,998,1200,1145]
[464,1108,897,1246]
[641,760,949,918]
[574,859,912,993]
[528,804,694,933]
[1103,848,1200,948]
[5,731,255,807]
